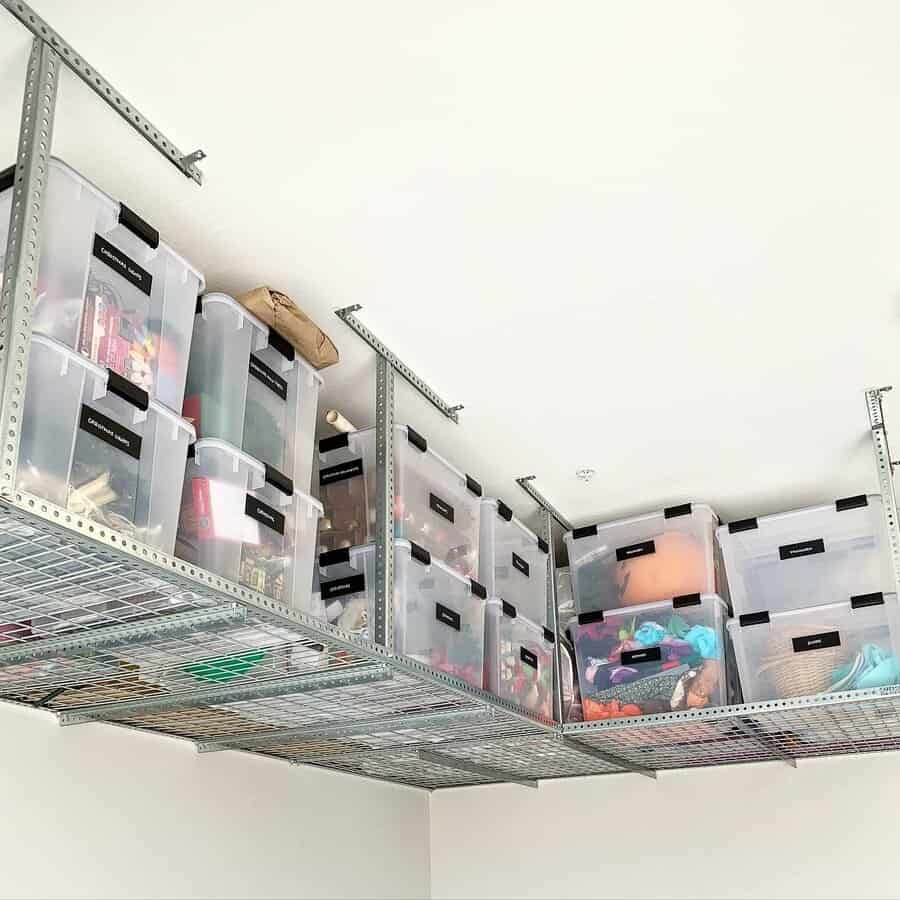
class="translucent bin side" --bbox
[559,639,579,722]
[134,403,196,553]
[287,489,324,615]
[185,294,321,493]
[184,293,267,449]
[395,544,486,689]
[315,544,376,635]
[318,426,482,577]
[0,157,203,410]
[18,335,193,553]
[564,503,718,615]
[479,499,550,626]
[728,594,900,703]
[717,496,894,619]
[316,540,487,687]
[317,430,374,551]
[243,343,321,494]
[570,594,728,720]
[176,438,321,604]
[484,600,555,718]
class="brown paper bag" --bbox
[235,287,339,370]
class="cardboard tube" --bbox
[326,409,356,434]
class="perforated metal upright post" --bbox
[867,388,900,593]
[335,307,464,651]
[374,355,395,650]
[0,37,58,494]
[541,509,566,724]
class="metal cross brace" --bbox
[416,748,540,789]
[730,716,797,768]
[560,736,657,779]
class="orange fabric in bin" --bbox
[616,531,708,606]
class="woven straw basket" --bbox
[759,624,845,698]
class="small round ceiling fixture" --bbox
[576,467,596,483]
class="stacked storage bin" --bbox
[175,293,323,608]
[176,439,322,606]
[720,494,900,702]
[565,503,730,720]
[314,425,488,687]
[2,159,202,553]
[184,293,322,493]
[479,498,557,717]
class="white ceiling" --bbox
[2,1,900,541]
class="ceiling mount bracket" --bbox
[1,0,206,184]
[334,304,463,423]
[515,476,573,532]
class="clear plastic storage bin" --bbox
[0,158,204,410]
[484,599,556,718]
[717,495,894,619]
[183,293,322,492]
[315,539,487,688]
[728,593,900,702]
[318,425,482,577]
[176,438,322,606]
[570,593,728,720]
[479,498,550,626]
[559,639,580,722]
[564,503,718,615]
[17,334,194,553]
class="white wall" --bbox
[0,703,430,900]
[430,754,900,899]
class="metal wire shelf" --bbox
[5,491,900,790]
[2,1,900,795]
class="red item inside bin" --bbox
[0,620,31,642]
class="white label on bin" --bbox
[321,574,365,600]
[92,235,152,296]
[792,631,841,653]
[319,459,364,486]
[79,405,142,460]
[248,355,288,400]
[244,494,285,535]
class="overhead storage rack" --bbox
[2,1,900,791]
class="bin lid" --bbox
[45,156,205,291]
[32,333,195,440]
[192,437,322,513]
[482,497,544,549]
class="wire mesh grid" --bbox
[0,499,558,788]
[95,673,490,741]
[564,687,900,770]
[0,502,383,704]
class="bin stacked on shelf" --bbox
[314,425,487,689]
[175,293,323,608]
[2,158,202,553]
[719,495,900,702]
[479,497,569,719]
[565,503,730,720]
